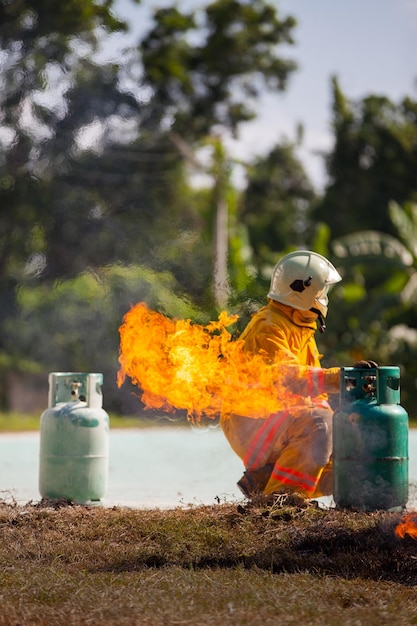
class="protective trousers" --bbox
[221,403,333,498]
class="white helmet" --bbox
[268,250,342,321]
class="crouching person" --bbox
[220,250,342,499]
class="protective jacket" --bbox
[220,299,340,498]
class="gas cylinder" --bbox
[333,365,408,511]
[39,372,109,505]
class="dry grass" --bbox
[0,495,417,625]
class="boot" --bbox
[237,464,274,497]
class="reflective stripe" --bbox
[271,464,317,493]
[244,410,290,470]
[318,369,325,393]
[307,370,314,396]
[307,368,325,396]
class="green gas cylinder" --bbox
[39,372,109,505]
[333,365,408,511]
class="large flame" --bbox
[117,302,298,421]
[395,513,417,539]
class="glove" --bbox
[352,360,378,368]
[351,360,378,393]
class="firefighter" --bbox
[220,250,343,499]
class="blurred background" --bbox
[1,0,416,417]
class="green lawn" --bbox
[0,412,170,432]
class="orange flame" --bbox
[395,513,417,539]
[117,302,298,421]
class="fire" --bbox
[117,302,297,421]
[395,513,417,539]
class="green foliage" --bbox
[326,201,417,411]
[0,0,135,410]
[389,200,417,260]
[1,0,417,419]
[310,80,417,412]
[141,0,297,139]
[2,266,205,412]
[239,142,316,271]
[313,77,417,239]
[0,0,302,412]
[0,0,126,41]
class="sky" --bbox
[109,0,417,190]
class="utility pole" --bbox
[211,138,230,309]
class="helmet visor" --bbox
[315,285,330,317]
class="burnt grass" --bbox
[1,493,417,586]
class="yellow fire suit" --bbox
[220,299,340,498]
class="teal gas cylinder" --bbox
[39,372,109,505]
[333,365,408,512]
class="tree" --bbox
[138,0,298,308]
[2,265,205,413]
[0,1,129,277]
[239,141,316,273]
[0,1,131,401]
[325,201,417,413]
[0,0,301,408]
[1,0,298,290]
[313,77,417,239]
[311,79,417,413]
[140,0,297,141]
